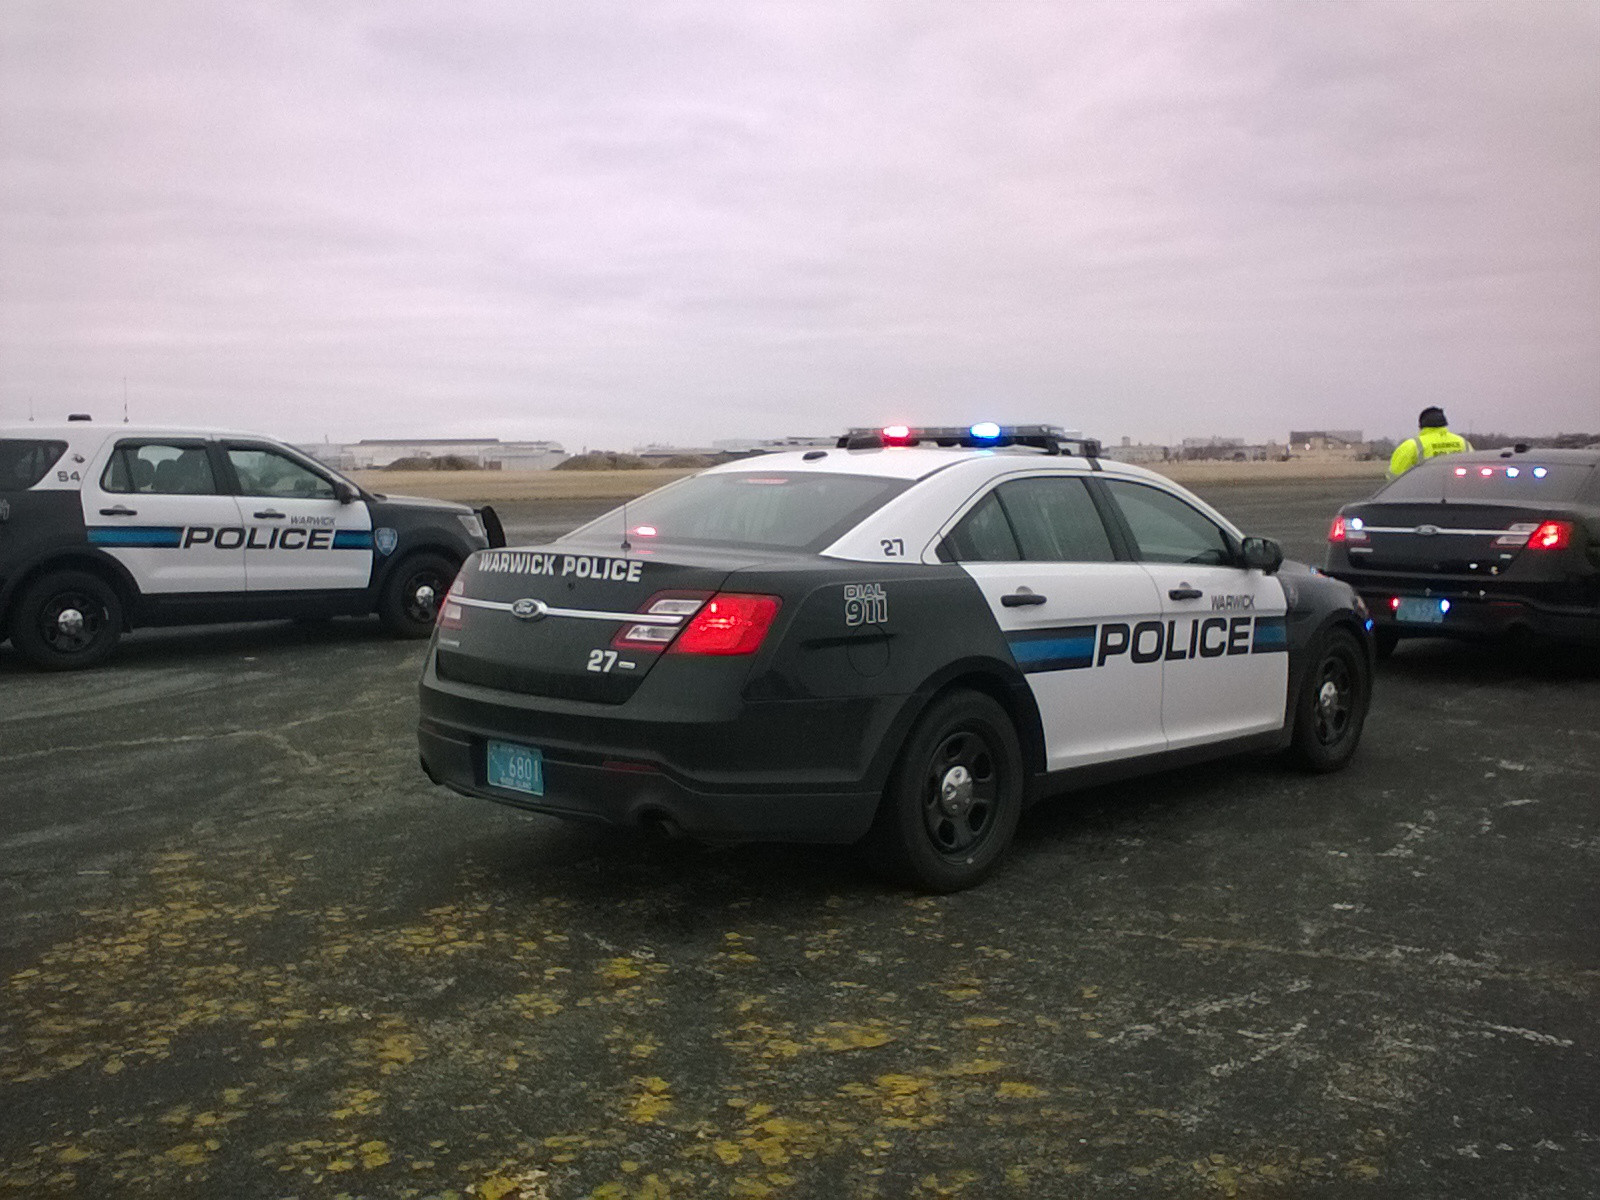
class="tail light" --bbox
[613,591,711,650]
[1525,520,1573,551]
[669,593,782,656]
[437,580,464,630]
[1328,515,1367,543]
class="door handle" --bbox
[99,506,138,516]
[1001,591,1048,607]
[1168,586,1203,601]
[254,510,286,519]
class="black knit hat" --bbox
[1418,406,1448,428]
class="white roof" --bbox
[1,422,273,441]
[701,443,1172,486]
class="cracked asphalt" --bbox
[2,478,1596,1199]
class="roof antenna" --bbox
[122,378,130,423]
[620,499,631,552]
[27,395,34,422]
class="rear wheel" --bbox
[863,689,1024,893]
[378,552,457,638]
[10,570,124,671]
[1289,628,1370,772]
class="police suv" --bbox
[0,418,503,670]
[418,424,1374,891]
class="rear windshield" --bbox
[0,439,68,490]
[564,471,911,551]
[1376,460,1594,503]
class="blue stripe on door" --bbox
[1251,615,1288,653]
[332,530,374,549]
[1007,625,1097,673]
[87,526,184,547]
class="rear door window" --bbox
[0,439,68,489]
[102,443,219,495]
[940,477,1117,563]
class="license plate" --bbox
[1395,597,1447,625]
[486,740,544,795]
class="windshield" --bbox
[0,439,68,490]
[1376,459,1593,504]
[563,471,910,552]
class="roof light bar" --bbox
[836,424,1102,459]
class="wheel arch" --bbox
[370,541,465,599]
[869,655,1046,797]
[2,549,141,634]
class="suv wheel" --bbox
[378,552,457,638]
[864,689,1024,893]
[10,570,124,671]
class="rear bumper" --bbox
[417,658,895,844]
[1333,577,1600,645]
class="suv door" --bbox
[84,439,247,594]
[1097,478,1288,750]
[221,443,373,592]
[940,474,1167,770]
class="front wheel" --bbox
[1288,628,1371,772]
[378,553,458,638]
[863,689,1024,893]
[9,570,124,671]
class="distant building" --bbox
[1104,436,1170,465]
[710,436,836,454]
[1287,430,1366,460]
[300,438,567,471]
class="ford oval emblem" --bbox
[511,598,547,621]
[1416,524,1440,536]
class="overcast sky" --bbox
[2,1,1596,451]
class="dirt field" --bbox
[357,459,1388,506]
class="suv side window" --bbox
[228,447,336,500]
[940,491,1022,562]
[1103,479,1234,565]
[102,443,218,495]
[994,477,1116,563]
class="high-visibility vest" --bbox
[1389,426,1472,476]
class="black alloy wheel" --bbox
[1289,628,1371,772]
[10,570,124,671]
[379,552,457,638]
[865,689,1024,893]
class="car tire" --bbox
[1288,628,1371,773]
[9,569,124,671]
[863,689,1024,893]
[378,552,457,638]
[1374,628,1399,660]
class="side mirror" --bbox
[1241,536,1283,574]
[333,482,358,505]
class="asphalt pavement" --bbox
[2,477,1596,1199]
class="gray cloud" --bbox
[2,0,1595,449]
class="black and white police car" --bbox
[1326,445,1600,655]
[418,424,1374,891]
[0,418,504,670]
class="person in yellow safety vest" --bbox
[1388,406,1473,477]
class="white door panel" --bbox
[225,444,373,591]
[963,562,1167,769]
[81,440,247,595]
[1134,567,1287,748]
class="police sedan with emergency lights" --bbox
[1326,445,1600,655]
[418,424,1375,891]
[0,419,504,669]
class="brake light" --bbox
[437,580,464,630]
[1329,515,1367,543]
[670,593,782,655]
[613,591,711,650]
[1525,520,1572,551]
